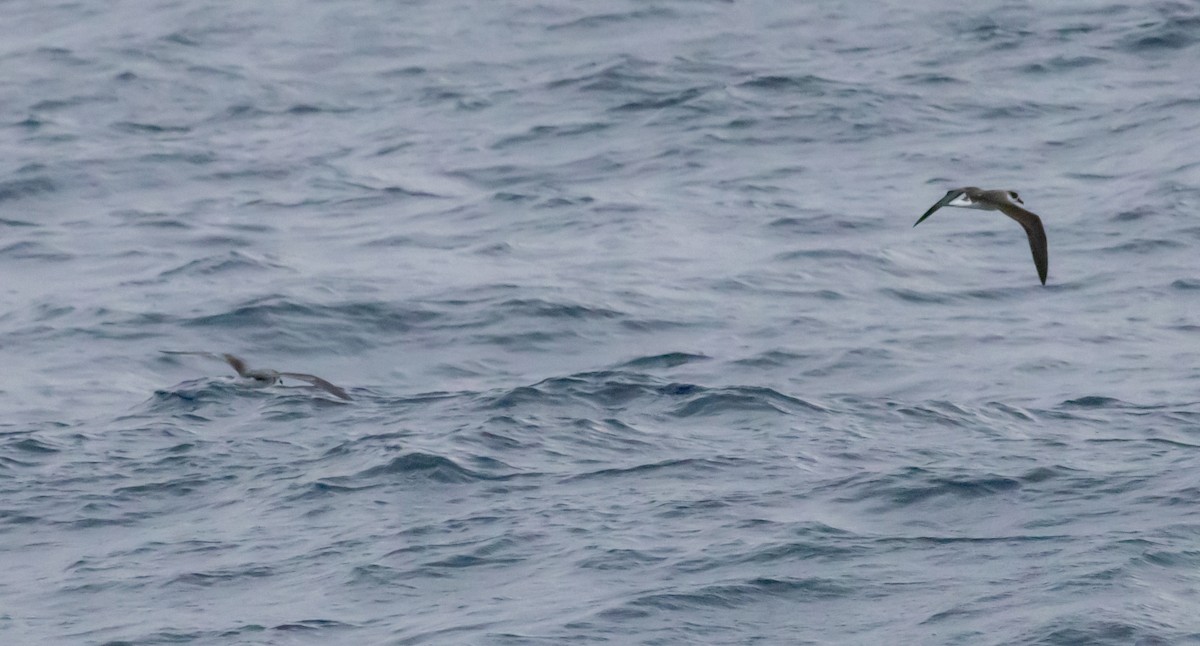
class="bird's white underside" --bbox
[948,193,989,209]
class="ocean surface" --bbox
[3,0,1200,644]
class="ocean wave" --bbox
[317,452,511,487]
[608,576,853,618]
[0,176,56,202]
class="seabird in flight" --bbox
[914,187,1049,285]
[162,351,352,400]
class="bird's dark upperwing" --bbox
[279,372,353,400]
[160,351,254,377]
[913,189,964,227]
[220,354,252,377]
[997,203,1049,285]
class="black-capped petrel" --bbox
[162,351,352,400]
[913,187,1049,285]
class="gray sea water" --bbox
[3,0,1200,644]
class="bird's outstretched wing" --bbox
[996,203,1049,285]
[279,372,353,400]
[913,189,964,227]
[161,350,223,361]
[160,351,251,377]
[219,354,251,377]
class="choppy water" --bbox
[3,1,1200,644]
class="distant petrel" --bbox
[914,187,1049,285]
[162,351,352,400]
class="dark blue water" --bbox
[3,1,1200,644]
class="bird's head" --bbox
[1007,191,1023,205]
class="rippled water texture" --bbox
[3,0,1200,644]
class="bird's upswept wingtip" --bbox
[913,189,961,228]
